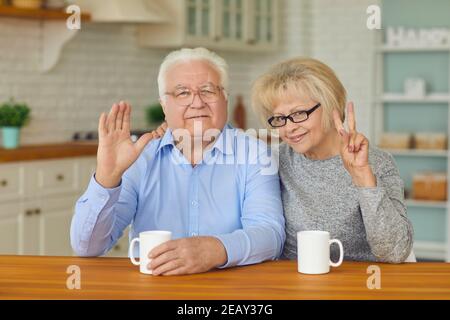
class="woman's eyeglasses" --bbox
[267,103,321,128]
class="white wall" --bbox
[0,0,378,144]
[308,0,379,138]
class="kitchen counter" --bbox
[0,142,98,163]
[1,255,450,299]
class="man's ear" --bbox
[159,97,167,115]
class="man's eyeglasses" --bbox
[267,103,321,128]
[164,85,224,107]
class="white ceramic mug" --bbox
[129,230,172,274]
[297,230,344,275]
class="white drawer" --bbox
[25,159,80,197]
[0,163,24,201]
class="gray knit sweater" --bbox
[278,143,414,263]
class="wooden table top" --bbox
[1,255,449,300]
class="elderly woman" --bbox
[251,58,414,263]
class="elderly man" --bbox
[70,47,285,275]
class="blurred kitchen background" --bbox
[1,0,449,262]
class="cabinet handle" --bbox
[25,209,33,217]
[0,179,7,187]
[56,174,65,181]
[34,208,41,215]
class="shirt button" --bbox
[191,201,197,206]
[191,232,197,237]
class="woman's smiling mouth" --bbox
[287,132,308,143]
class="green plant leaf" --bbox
[0,99,31,127]
[145,103,165,125]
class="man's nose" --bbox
[189,92,206,109]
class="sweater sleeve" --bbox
[357,151,414,263]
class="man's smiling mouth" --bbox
[186,115,210,119]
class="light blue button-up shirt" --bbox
[70,124,285,268]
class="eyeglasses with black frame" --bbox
[267,103,321,128]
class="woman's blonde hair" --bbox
[251,57,347,130]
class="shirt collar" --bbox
[156,128,176,154]
[156,123,235,156]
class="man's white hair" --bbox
[157,47,229,100]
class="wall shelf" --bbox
[405,199,448,209]
[381,93,450,103]
[385,149,448,157]
[379,45,450,53]
[0,5,90,20]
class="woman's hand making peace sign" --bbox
[332,102,377,188]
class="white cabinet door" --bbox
[248,0,278,49]
[21,200,41,255]
[38,195,77,256]
[0,163,24,202]
[0,202,21,255]
[186,0,214,40]
[19,192,78,256]
[219,0,245,45]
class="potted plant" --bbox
[145,103,165,128]
[0,98,30,149]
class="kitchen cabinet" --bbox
[138,0,279,52]
[0,156,129,257]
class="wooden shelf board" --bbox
[381,93,450,103]
[405,199,448,209]
[379,45,450,52]
[384,148,448,157]
[0,5,90,21]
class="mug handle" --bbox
[329,239,344,267]
[129,238,140,266]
